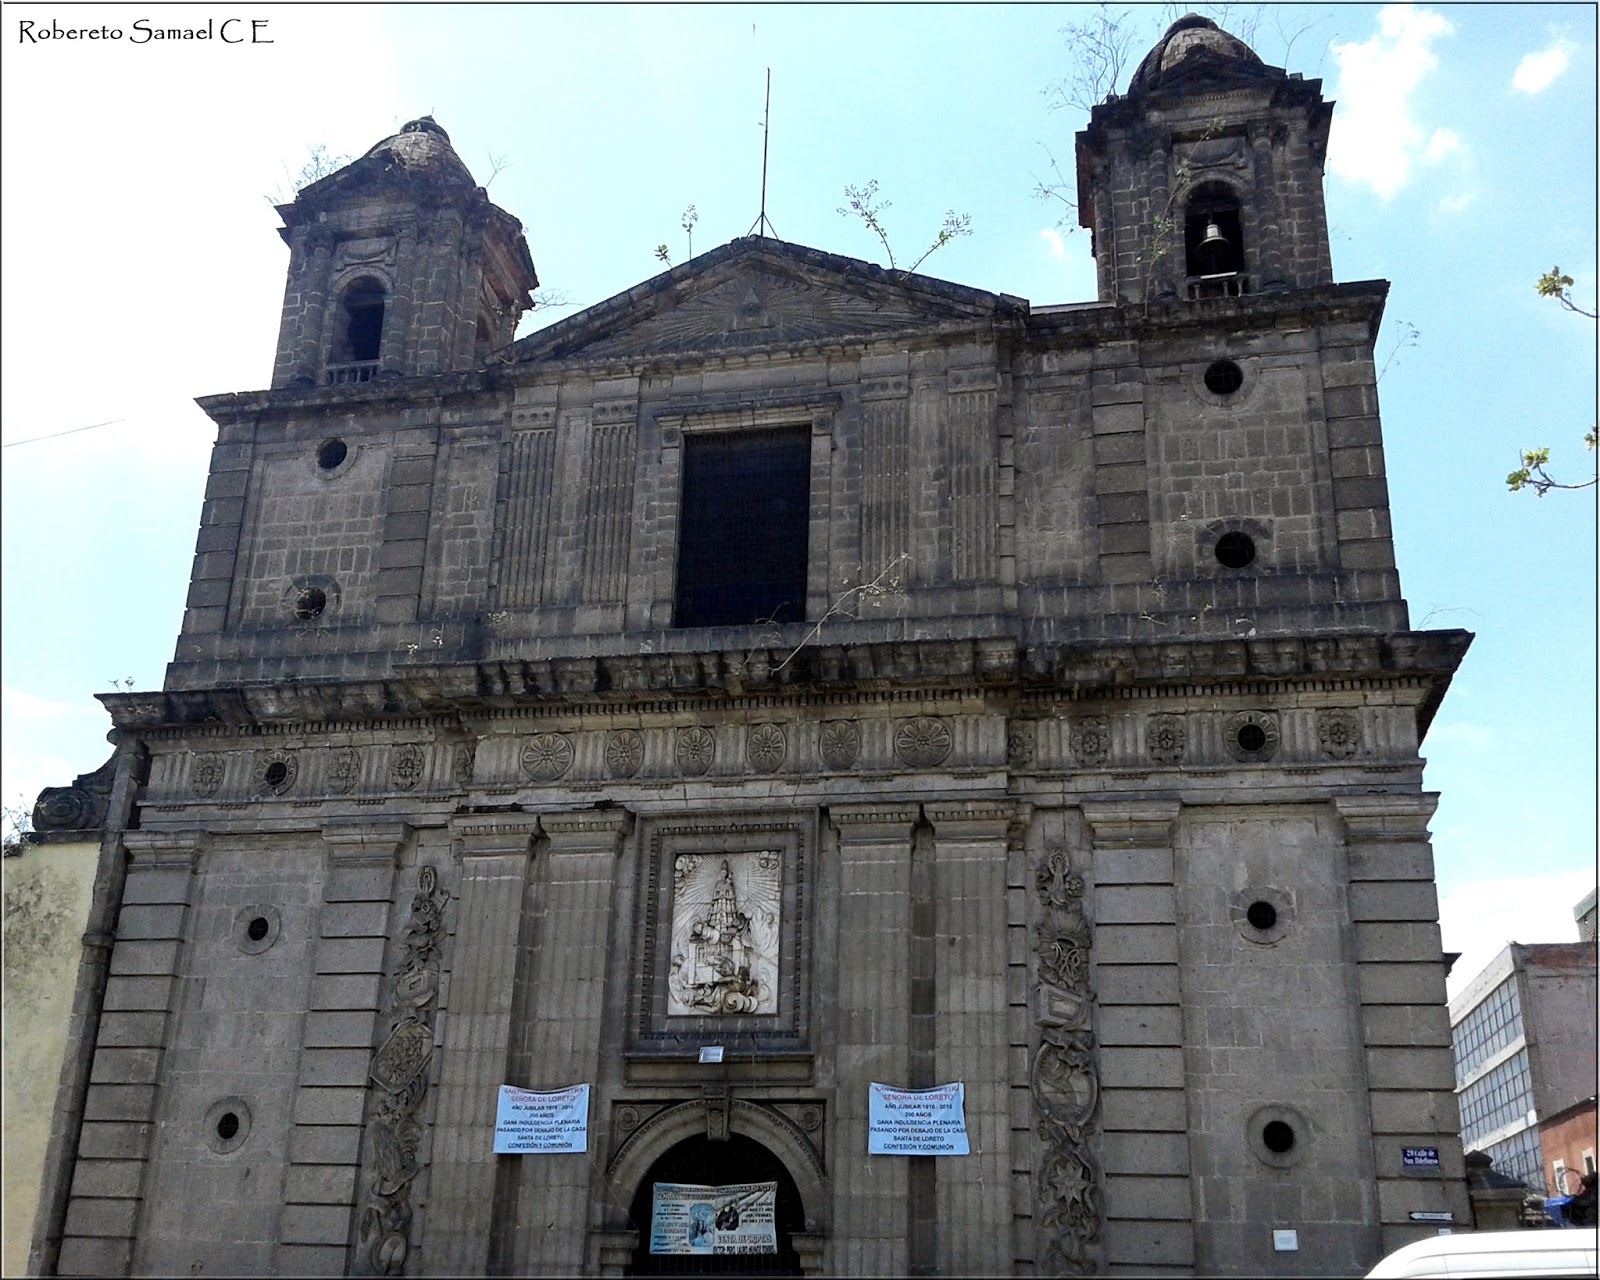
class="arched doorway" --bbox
[626,1133,805,1276]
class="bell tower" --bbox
[1076,14,1335,305]
[271,117,538,388]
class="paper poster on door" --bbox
[492,1083,590,1154]
[868,1081,970,1155]
[649,1181,778,1255]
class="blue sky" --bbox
[2,3,1594,993]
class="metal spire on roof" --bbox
[746,68,779,240]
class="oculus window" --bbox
[675,427,810,628]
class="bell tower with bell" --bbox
[1075,14,1335,305]
[271,117,538,388]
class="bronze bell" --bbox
[1200,220,1228,250]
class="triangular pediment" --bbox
[509,238,1026,362]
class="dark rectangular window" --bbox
[675,427,810,628]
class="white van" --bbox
[1365,1228,1597,1278]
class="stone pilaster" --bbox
[378,225,417,378]
[274,824,407,1276]
[924,801,1013,1276]
[511,809,633,1278]
[424,814,538,1276]
[825,805,918,1277]
[1334,794,1470,1254]
[1081,800,1193,1277]
[56,831,201,1278]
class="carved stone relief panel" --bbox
[632,813,812,1057]
[895,716,952,767]
[521,732,574,781]
[1316,709,1362,759]
[1068,717,1111,768]
[606,730,645,778]
[675,727,716,776]
[746,724,787,773]
[191,751,226,798]
[818,720,861,770]
[390,745,425,791]
[1146,713,1186,765]
[328,747,362,794]
[1032,846,1103,1275]
[667,850,781,1016]
[354,865,447,1277]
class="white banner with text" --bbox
[492,1083,590,1154]
[868,1081,970,1155]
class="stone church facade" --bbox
[30,18,1473,1279]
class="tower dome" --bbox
[297,115,477,202]
[1125,14,1281,96]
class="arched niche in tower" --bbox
[332,274,387,372]
[1183,181,1246,295]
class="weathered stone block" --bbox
[64,1196,141,1239]
[1348,881,1439,922]
[288,1124,363,1165]
[279,1203,354,1246]
[69,1159,145,1201]
[283,1163,358,1205]
[56,1235,133,1276]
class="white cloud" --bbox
[1440,868,1595,1000]
[1438,192,1476,214]
[1327,4,1456,200]
[1040,228,1066,260]
[1424,128,1462,163]
[1512,41,1573,94]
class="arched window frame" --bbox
[326,272,389,383]
[1180,179,1248,297]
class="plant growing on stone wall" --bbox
[264,142,354,206]
[770,553,912,673]
[837,181,972,277]
[720,553,913,686]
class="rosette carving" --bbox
[191,752,225,798]
[605,730,644,778]
[1032,846,1102,1275]
[1317,710,1362,760]
[1008,722,1037,768]
[819,720,861,771]
[390,745,425,791]
[328,747,361,795]
[895,716,952,768]
[1146,713,1186,765]
[521,733,574,781]
[1069,716,1111,768]
[675,727,716,776]
[746,724,786,773]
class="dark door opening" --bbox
[626,1133,804,1277]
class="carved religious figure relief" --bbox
[667,851,780,1016]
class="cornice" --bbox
[104,631,1470,735]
